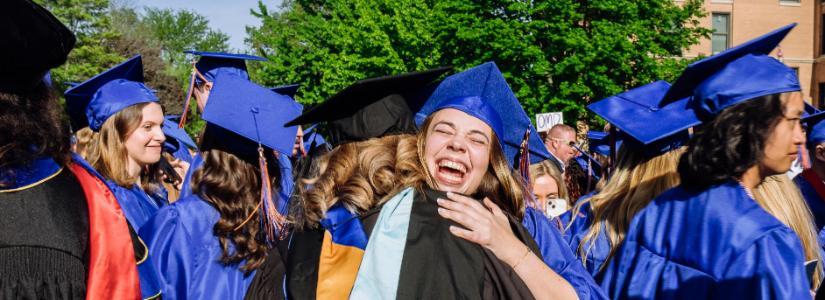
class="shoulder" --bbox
[146,196,218,237]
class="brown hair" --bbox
[192,149,281,273]
[85,103,149,187]
[569,146,684,271]
[73,127,96,159]
[0,82,70,173]
[753,175,822,288]
[298,114,527,228]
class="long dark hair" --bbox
[192,149,282,273]
[678,94,786,190]
[0,81,70,171]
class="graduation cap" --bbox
[200,72,301,242]
[587,131,611,157]
[571,144,604,182]
[660,23,799,120]
[271,84,300,99]
[302,123,329,154]
[415,61,551,169]
[0,0,76,93]
[285,67,452,146]
[162,115,197,151]
[803,109,825,147]
[179,51,267,128]
[64,55,158,131]
[588,80,692,157]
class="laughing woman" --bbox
[64,55,166,299]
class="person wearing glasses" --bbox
[544,124,578,173]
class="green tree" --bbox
[142,8,230,67]
[34,0,124,90]
[140,7,231,135]
[247,0,710,123]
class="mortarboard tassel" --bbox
[178,61,199,128]
[257,146,288,244]
[518,128,539,209]
[800,145,811,169]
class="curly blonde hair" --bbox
[297,116,528,229]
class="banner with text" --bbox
[536,112,563,132]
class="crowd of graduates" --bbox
[3,0,825,299]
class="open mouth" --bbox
[435,159,468,185]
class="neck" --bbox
[738,166,763,191]
[126,158,142,179]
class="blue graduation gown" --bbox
[793,173,825,231]
[277,153,294,213]
[104,180,161,230]
[522,207,607,299]
[600,181,810,299]
[558,201,612,278]
[139,195,256,300]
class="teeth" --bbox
[440,172,463,182]
[438,160,466,173]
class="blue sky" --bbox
[131,0,283,50]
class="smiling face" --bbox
[424,109,494,195]
[760,92,806,175]
[124,102,166,173]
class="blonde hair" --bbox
[753,175,822,287]
[73,127,96,159]
[85,103,148,187]
[530,160,568,203]
[569,146,684,271]
[299,116,528,228]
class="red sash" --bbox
[800,169,825,204]
[68,163,141,299]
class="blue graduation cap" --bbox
[416,61,550,168]
[162,115,197,150]
[302,123,329,154]
[587,131,610,157]
[185,51,266,84]
[271,84,300,99]
[64,55,158,131]
[803,109,825,147]
[588,80,693,156]
[660,23,799,119]
[178,51,267,128]
[200,72,300,159]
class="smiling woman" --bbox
[87,102,166,187]
[64,55,167,299]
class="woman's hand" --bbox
[437,192,529,267]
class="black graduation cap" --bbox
[0,0,76,92]
[285,67,452,146]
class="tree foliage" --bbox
[36,0,229,135]
[247,0,710,123]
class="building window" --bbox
[712,13,730,54]
[779,0,801,6]
[819,83,825,109]
[821,14,825,56]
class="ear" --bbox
[816,144,825,163]
[204,81,213,91]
